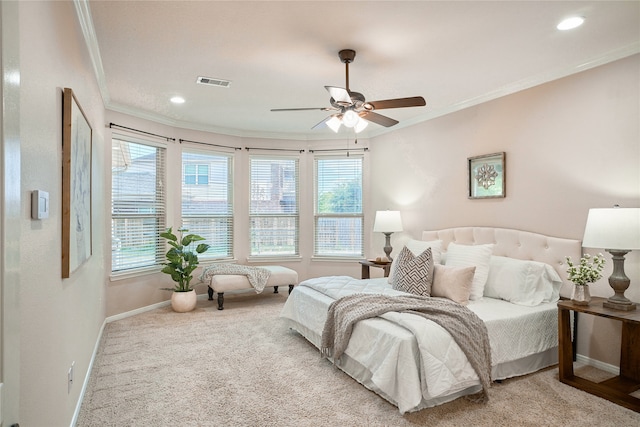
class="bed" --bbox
[280,227,581,414]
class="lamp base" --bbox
[603,300,637,311]
[604,249,636,311]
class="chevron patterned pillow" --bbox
[391,246,433,296]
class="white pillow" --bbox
[388,239,443,284]
[484,256,563,306]
[445,242,493,301]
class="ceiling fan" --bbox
[271,49,426,133]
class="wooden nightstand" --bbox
[359,260,391,279]
[558,297,640,412]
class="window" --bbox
[111,138,166,272]
[184,164,209,185]
[249,156,299,257]
[182,150,233,260]
[314,155,363,257]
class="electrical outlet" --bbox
[68,362,75,394]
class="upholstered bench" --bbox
[205,265,298,310]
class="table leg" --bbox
[558,307,574,380]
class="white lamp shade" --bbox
[582,208,640,250]
[373,210,403,233]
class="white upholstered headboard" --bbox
[422,227,582,298]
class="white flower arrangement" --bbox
[565,253,606,286]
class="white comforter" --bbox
[280,276,558,414]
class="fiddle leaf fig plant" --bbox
[160,227,210,292]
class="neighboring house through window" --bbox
[182,149,233,260]
[249,156,299,257]
[111,138,166,272]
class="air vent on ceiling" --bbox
[196,76,231,88]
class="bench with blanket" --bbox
[200,264,298,310]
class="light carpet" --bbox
[77,292,640,426]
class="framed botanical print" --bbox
[468,152,505,199]
[62,88,93,278]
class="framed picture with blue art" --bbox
[468,152,505,199]
[62,88,92,278]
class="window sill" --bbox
[110,266,162,282]
[246,255,302,264]
[310,256,364,263]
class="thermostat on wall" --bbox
[31,190,49,219]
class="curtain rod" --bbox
[179,139,242,151]
[308,147,368,153]
[245,147,305,153]
[108,123,175,141]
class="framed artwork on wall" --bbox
[468,152,505,199]
[62,88,93,278]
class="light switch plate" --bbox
[31,190,49,219]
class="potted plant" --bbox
[160,227,210,312]
[565,253,606,305]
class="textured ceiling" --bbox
[85,1,640,140]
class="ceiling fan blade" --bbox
[367,96,426,110]
[325,86,352,105]
[271,107,334,112]
[360,111,399,127]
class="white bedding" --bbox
[280,276,559,413]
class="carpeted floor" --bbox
[77,291,640,426]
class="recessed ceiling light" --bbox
[170,96,185,104]
[557,16,585,31]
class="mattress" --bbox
[280,276,559,413]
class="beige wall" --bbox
[17,1,106,426]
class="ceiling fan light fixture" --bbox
[342,109,359,128]
[326,116,342,133]
[354,118,368,133]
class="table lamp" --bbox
[582,207,640,311]
[373,210,403,261]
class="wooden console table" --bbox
[558,297,640,412]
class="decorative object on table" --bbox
[160,227,210,312]
[373,210,403,261]
[581,206,640,311]
[61,88,93,278]
[371,257,390,265]
[468,152,505,199]
[565,253,606,306]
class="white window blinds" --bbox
[314,155,363,257]
[182,149,233,260]
[111,138,166,272]
[249,156,299,257]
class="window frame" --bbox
[248,154,300,259]
[313,154,364,259]
[110,136,167,276]
[181,147,234,261]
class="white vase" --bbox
[171,289,197,312]
[571,284,591,306]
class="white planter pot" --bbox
[171,289,197,312]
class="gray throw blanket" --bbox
[321,293,492,403]
[200,264,271,293]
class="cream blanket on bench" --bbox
[200,264,271,293]
[320,293,492,403]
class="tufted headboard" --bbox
[422,227,582,298]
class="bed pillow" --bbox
[388,239,442,284]
[445,242,493,301]
[431,264,475,305]
[391,246,433,296]
[484,256,563,306]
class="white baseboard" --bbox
[575,354,620,375]
[70,319,106,427]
